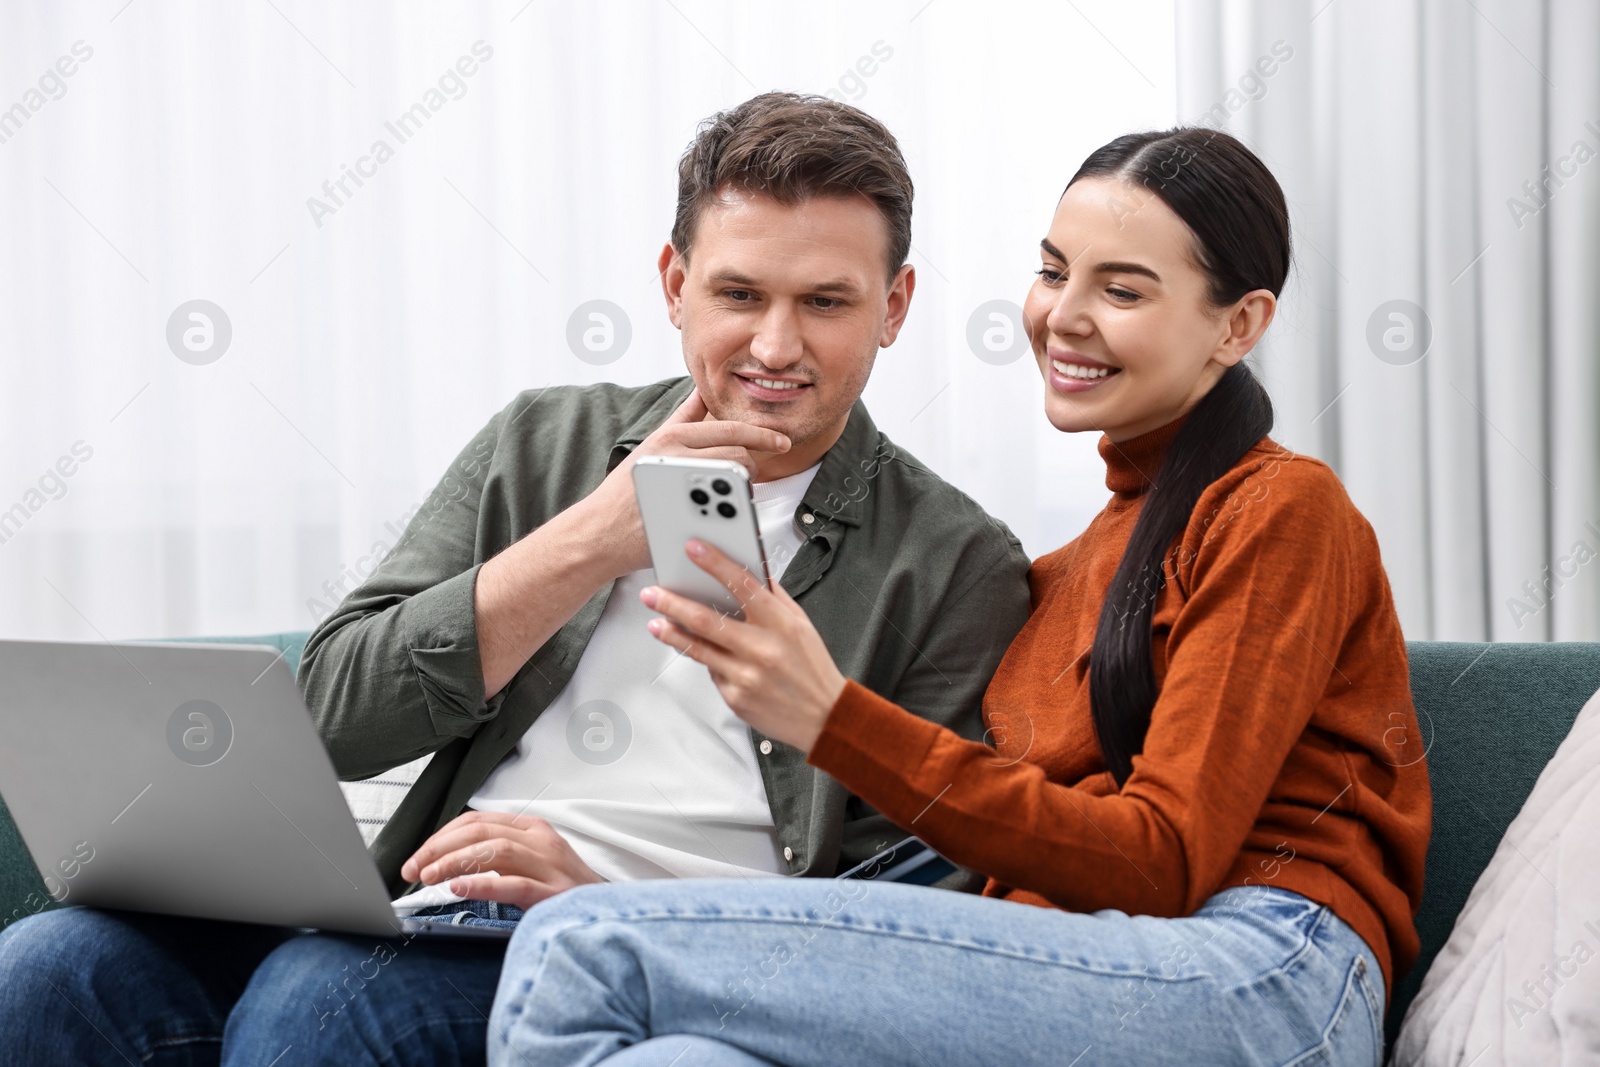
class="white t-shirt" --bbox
[467,462,822,882]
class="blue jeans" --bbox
[490,881,1385,1067]
[0,899,520,1065]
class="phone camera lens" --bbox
[711,479,731,496]
[690,488,710,505]
[716,502,737,519]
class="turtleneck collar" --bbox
[1098,416,1187,499]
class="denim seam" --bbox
[1231,903,1329,989]
[544,912,1219,983]
[1353,959,1383,1034]
[144,1031,223,1053]
[1277,955,1370,1067]
[511,923,564,998]
[342,1011,499,1066]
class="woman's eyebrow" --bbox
[1039,239,1162,284]
[1096,260,1162,283]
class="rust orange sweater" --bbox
[809,419,1432,995]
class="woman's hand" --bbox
[639,538,848,752]
[399,810,604,908]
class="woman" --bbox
[484,129,1432,1066]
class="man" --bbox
[0,92,1029,1065]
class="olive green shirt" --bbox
[299,376,1030,896]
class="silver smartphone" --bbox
[632,456,771,618]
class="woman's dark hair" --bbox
[1072,128,1290,785]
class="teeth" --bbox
[1052,359,1113,380]
[752,378,802,390]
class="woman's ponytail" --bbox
[1070,128,1290,785]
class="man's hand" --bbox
[576,389,791,579]
[399,810,604,910]
[474,388,790,700]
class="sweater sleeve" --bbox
[807,461,1361,917]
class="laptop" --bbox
[0,638,509,941]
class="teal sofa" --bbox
[2,634,1596,1053]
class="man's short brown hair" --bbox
[671,91,913,280]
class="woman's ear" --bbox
[1213,289,1277,367]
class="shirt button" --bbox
[783,846,794,862]
[801,513,814,525]
[759,739,773,755]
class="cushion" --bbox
[1388,642,1600,1047]
[1393,683,1600,1061]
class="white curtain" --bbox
[0,0,1177,643]
[1177,0,1600,641]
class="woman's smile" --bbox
[1046,348,1123,395]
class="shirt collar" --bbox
[610,376,698,459]
[799,396,878,529]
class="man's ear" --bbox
[1213,288,1276,368]
[659,243,686,330]
[878,264,916,348]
